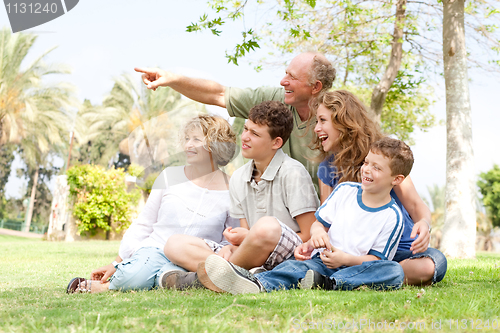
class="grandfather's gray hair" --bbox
[309,54,336,92]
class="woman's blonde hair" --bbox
[308,90,383,183]
[183,115,237,166]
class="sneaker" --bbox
[300,270,336,290]
[204,255,265,295]
[249,266,267,275]
[196,261,223,293]
[158,270,203,290]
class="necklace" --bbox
[189,167,219,190]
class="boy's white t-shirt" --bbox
[314,182,403,260]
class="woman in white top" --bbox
[67,115,238,293]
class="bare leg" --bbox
[399,257,435,286]
[229,216,282,270]
[89,281,111,293]
[70,279,110,294]
[165,234,215,271]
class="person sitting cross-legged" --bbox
[202,137,412,294]
[66,115,238,293]
[160,100,319,290]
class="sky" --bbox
[1,0,499,208]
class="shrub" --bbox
[66,165,140,238]
[477,164,500,227]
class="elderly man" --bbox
[135,52,444,287]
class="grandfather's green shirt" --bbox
[224,86,321,193]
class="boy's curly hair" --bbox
[371,137,414,177]
[249,101,293,146]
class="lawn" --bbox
[0,234,499,332]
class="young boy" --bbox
[202,137,413,294]
[161,100,319,289]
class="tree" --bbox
[70,100,116,166]
[0,28,74,146]
[0,144,15,196]
[477,164,500,227]
[187,0,500,143]
[66,164,141,239]
[16,158,60,228]
[0,28,76,232]
[74,74,207,169]
[439,0,476,259]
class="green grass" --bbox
[1,235,499,332]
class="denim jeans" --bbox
[256,254,404,292]
[109,247,186,291]
[393,247,447,283]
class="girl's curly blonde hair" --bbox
[183,115,237,167]
[308,90,384,184]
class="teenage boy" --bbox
[160,100,319,289]
[202,137,413,294]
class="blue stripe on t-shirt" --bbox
[316,182,349,221]
[381,204,403,258]
[368,249,388,260]
[356,187,398,213]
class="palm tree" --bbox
[0,28,76,231]
[75,74,206,169]
[0,28,74,145]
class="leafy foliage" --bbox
[477,164,500,227]
[135,171,159,198]
[187,0,500,142]
[0,144,15,196]
[0,28,75,157]
[343,68,436,144]
[73,75,207,168]
[191,0,500,71]
[0,28,77,229]
[15,158,60,226]
[66,165,140,237]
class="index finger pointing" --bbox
[134,67,154,74]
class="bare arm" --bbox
[294,211,316,242]
[134,67,226,108]
[91,256,122,283]
[308,221,332,250]
[393,175,431,253]
[321,248,379,269]
[319,178,333,204]
[294,220,330,261]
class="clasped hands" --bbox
[294,229,347,269]
[216,227,249,260]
